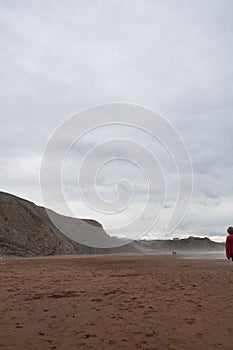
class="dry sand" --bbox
[0,254,233,350]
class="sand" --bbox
[0,254,233,350]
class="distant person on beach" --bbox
[226,226,233,261]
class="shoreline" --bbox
[0,250,226,261]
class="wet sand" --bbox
[0,254,233,350]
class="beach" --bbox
[0,254,232,350]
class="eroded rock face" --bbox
[0,192,224,257]
[0,192,112,257]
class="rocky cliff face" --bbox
[0,192,225,257]
[0,192,130,257]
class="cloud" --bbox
[0,0,232,241]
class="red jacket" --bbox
[226,234,233,258]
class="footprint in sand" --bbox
[186,319,196,325]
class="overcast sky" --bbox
[1,0,233,242]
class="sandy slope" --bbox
[0,254,232,350]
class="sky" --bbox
[0,0,233,242]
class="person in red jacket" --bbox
[226,226,233,260]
